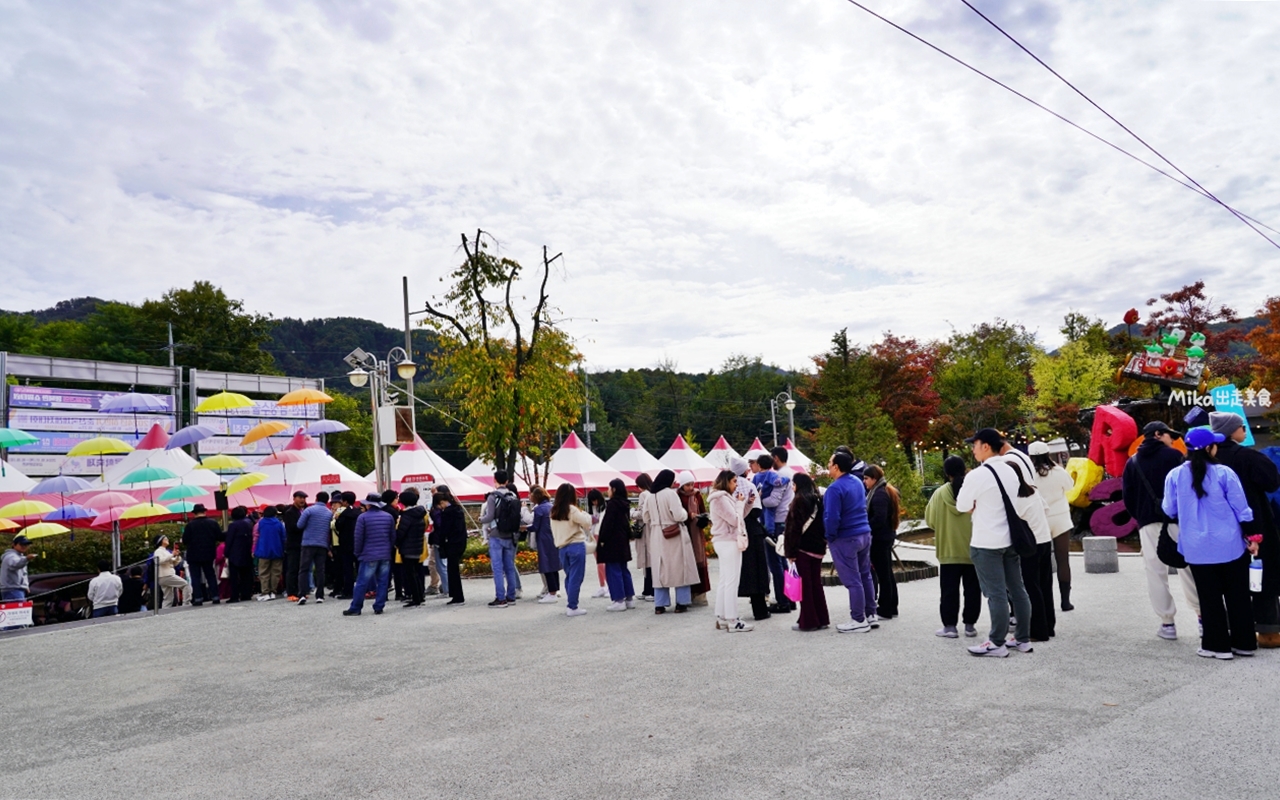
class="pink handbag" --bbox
[783,565,803,604]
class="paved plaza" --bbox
[3,556,1278,799]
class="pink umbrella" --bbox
[82,492,141,511]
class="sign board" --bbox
[1213,386,1256,446]
[7,431,146,454]
[376,406,414,446]
[196,397,320,420]
[195,416,302,437]
[8,409,174,435]
[9,385,175,412]
[0,601,33,628]
[8,453,128,476]
[402,473,436,494]
[196,437,293,456]
[320,474,341,485]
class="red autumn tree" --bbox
[1249,296,1280,392]
[866,333,940,454]
[1144,281,1242,356]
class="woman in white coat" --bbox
[709,470,752,632]
[644,469,698,614]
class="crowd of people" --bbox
[9,415,1274,662]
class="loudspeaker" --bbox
[214,490,229,511]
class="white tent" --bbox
[784,438,813,473]
[462,455,567,496]
[548,432,629,491]
[704,436,742,471]
[372,435,492,501]
[605,433,666,483]
[0,458,36,494]
[83,424,222,501]
[744,437,769,460]
[229,431,374,505]
[658,434,719,485]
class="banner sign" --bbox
[196,398,320,421]
[8,453,128,477]
[7,431,146,454]
[8,409,174,435]
[9,386,175,412]
[0,601,33,627]
[195,416,303,437]
[196,437,292,456]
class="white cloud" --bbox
[1,0,1277,373]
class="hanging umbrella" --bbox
[66,437,135,479]
[121,466,179,485]
[194,392,255,414]
[0,499,56,524]
[99,393,170,437]
[0,518,18,531]
[22,522,70,539]
[0,428,39,448]
[202,454,247,472]
[165,500,201,514]
[304,420,350,435]
[167,424,216,451]
[120,502,171,520]
[241,421,289,451]
[30,475,93,495]
[42,504,97,528]
[158,484,209,503]
[225,472,268,496]
[260,451,306,467]
[277,389,333,406]
[81,492,139,511]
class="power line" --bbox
[956,0,1280,246]
[839,0,1280,249]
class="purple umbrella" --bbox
[303,420,351,435]
[100,392,171,437]
[167,424,217,450]
[31,475,93,495]
[43,503,98,528]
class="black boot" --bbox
[1060,583,1074,611]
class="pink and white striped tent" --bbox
[548,432,629,491]
[703,436,742,471]
[227,431,374,506]
[462,456,567,496]
[605,433,666,483]
[744,438,769,460]
[658,435,719,485]
[370,435,492,501]
[784,438,814,473]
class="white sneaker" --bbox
[625,598,636,609]
[641,594,654,602]
[566,607,587,617]
[837,619,871,634]
[866,614,881,629]
[935,627,959,638]
[537,594,559,604]
[1197,648,1233,660]
[1158,624,1177,640]
[968,641,1009,658]
[606,601,626,612]
[726,619,753,632]
[592,587,609,598]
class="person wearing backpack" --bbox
[1122,421,1199,641]
[479,469,523,608]
[956,429,1033,658]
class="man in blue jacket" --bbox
[295,491,333,606]
[344,494,397,616]
[824,451,876,633]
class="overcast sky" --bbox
[1,0,1277,373]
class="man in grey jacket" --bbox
[1,534,35,630]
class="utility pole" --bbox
[402,276,416,435]
[787,384,795,446]
[583,369,593,450]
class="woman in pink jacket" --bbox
[709,469,752,632]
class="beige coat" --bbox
[633,493,653,571]
[643,487,699,589]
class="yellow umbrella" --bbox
[277,388,332,406]
[226,472,268,497]
[22,522,70,539]
[120,503,171,520]
[67,437,134,457]
[0,499,56,523]
[240,421,288,446]
[194,391,255,413]
[0,518,18,531]
[202,454,247,471]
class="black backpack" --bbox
[493,491,522,536]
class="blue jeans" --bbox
[432,546,449,596]
[766,523,790,606]
[605,563,635,602]
[348,560,391,613]
[970,546,1032,644]
[654,586,692,608]
[560,543,587,609]
[91,606,119,618]
[828,534,876,622]
[489,537,518,601]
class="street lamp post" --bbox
[345,346,416,492]
[769,387,797,448]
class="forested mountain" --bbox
[266,317,438,384]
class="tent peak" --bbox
[137,424,170,451]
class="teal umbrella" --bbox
[158,484,209,502]
[120,466,179,485]
[0,428,38,448]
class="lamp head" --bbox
[395,358,417,381]
[784,397,796,412]
[347,367,370,388]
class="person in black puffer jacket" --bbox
[396,489,428,607]
[223,507,256,602]
[432,486,469,605]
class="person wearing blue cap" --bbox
[1161,427,1259,660]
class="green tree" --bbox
[140,282,276,373]
[422,232,581,480]
[933,321,1039,445]
[324,393,374,477]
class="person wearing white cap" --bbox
[1028,441,1077,612]
[1210,411,1280,647]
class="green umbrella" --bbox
[120,466,179,485]
[158,484,209,502]
[165,500,201,514]
[0,428,38,448]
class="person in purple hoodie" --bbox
[824,451,877,634]
[344,495,397,616]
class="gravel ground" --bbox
[2,556,1276,800]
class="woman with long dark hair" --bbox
[527,486,561,604]
[587,488,609,599]
[925,456,980,638]
[432,486,469,606]
[597,479,636,611]
[643,469,696,614]
[550,483,592,617]
[783,471,829,632]
[1162,427,1258,659]
[1031,443,1076,611]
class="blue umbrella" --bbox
[100,392,171,438]
[304,420,350,435]
[167,424,216,451]
[43,504,97,526]
[30,475,93,495]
